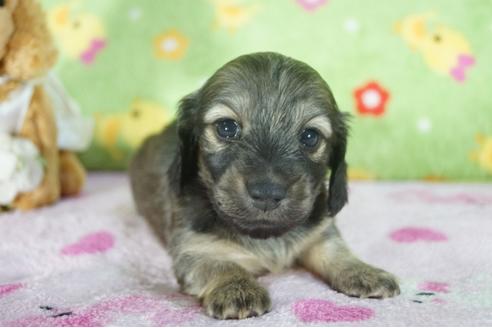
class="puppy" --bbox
[129,52,400,320]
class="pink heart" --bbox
[419,281,449,293]
[0,283,23,298]
[390,227,447,243]
[61,231,115,256]
[293,299,373,323]
[432,298,447,304]
[5,295,199,326]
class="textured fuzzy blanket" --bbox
[1,173,491,326]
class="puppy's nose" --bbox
[247,181,286,211]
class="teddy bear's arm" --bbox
[13,86,60,210]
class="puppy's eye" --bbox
[0,0,4,7]
[216,119,240,139]
[300,128,319,148]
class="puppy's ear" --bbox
[168,92,200,194]
[327,112,349,217]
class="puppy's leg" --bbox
[174,254,271,319]
[299,224,400,298]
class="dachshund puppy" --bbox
[129,52,400,320]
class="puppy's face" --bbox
[175,53,348,238]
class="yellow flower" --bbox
[422,175,447,182]
[348,168,376,180]
[471,134,492,174]
[211,0,260,34]
[153,30,188,60]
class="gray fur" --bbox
[129,52,399,320]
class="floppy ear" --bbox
[327,112,349,217]
[168,92,200,194]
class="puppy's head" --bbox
[172,52,348,238]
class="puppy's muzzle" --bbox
[246,180,287,211]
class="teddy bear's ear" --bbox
[6,0,19,11]
[3,0,58,80]
[0,0,18,10]
[0,5,15,60]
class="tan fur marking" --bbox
[310,141,327,163]
[179,233,268,276]
[306,115,332,138]
[201,126,227,152]
[299,234,348,276]
[179,218,333,277]
[203,103,239,124]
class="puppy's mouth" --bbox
[212,197,309,239]
[209,173,318,238]
[218,210,297,239]
[232,220,295,239]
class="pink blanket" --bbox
[1,173,491,326]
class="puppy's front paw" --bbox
[331,264,400,299]
[203,278,271,320]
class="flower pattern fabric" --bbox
[354,81,390,117]
[40,0,492,181]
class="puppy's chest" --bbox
[179,231,305,275]
[244,238,301,274]
[179,219,331,275]
[238,220,332,273]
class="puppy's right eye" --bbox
[216,119,240,140]
[0,0,5,7]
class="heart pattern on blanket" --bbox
[6,295,199,326]
[61,231,115,256]
[293,299,374,323]
[420,281,450,293]
[390,227,447,243]
[0,283,23,298]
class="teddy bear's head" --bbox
[0,0,16,60]
[0,0,57,80]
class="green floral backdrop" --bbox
[41,0,492,181]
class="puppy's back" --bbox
[129,121,178,244]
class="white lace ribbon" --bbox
[0,134,44,205]
[0,73,94,152]
[0,76,34,135]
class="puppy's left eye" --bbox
[216,119,241,140]
[300,128,319,148]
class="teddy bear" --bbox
[0,0,92,210]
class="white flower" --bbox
[0,134,44,205]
